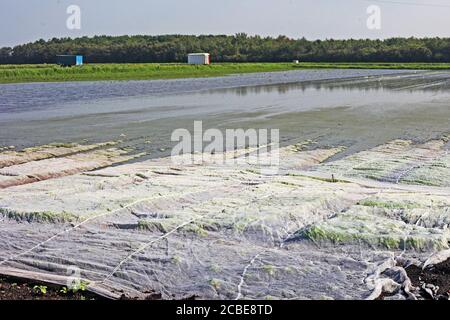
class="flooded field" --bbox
[3,69,450,156]
[1,69,450,300]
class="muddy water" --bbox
[1,69,450,159]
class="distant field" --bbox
[1,62,450,84]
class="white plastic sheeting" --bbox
[0,139,449,299]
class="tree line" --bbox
[1,34,450,64]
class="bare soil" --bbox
[407,259,450,299]
[0,276,102,300]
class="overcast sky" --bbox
[1,0,450,47]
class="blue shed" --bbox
[56,55,83,67]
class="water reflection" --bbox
[1,70,450,154]
[0,69,419,114]
[198,72,450,97]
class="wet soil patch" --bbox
[0,275,104,300]
[407,259,450,299]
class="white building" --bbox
[188,53,211,65]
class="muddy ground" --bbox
[407,259,450,300]
[0,276,101,300]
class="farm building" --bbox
[188,53,210,65]
[56,55,83,67]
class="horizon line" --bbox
[3,33,450,48]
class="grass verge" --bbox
[1,62,450,84]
